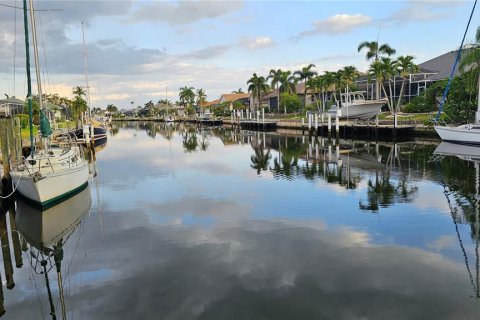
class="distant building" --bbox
[0,97,24,117]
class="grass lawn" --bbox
[378,112,436,122]
[20,121,73,140]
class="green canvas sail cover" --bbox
[40,110,52,137]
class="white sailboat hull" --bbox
[11,164,89,208]
[434,124,480,145]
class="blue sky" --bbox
[0,0,478,108]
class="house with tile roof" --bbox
[218,93,250,111]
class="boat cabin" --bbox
[340,91,366,106]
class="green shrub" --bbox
[280,93,301,113]
[17,114,29,128]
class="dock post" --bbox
[0,119,12,192]
[262,109,265,124]
[315,113,318,132]
[335,115,339,138]
[308,114,311,130]
[327,114,331,137]
[13,117,22,159]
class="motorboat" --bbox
[328,91,386,120]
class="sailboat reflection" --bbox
[434,142,480,299]
[15,185,92,319]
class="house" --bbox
[0,97,25,117]
[201,99,220,112]
[355,49,466,103]
[218,93,250,111]
[261,83,320,110]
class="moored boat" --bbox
[10,0,90,209]
[328,91,386,120]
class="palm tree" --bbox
[340,66,359,101]
[72,86,86,97]
[278,71,297,94]
[267,69,283,112]
[294,64,317,107]
[368,61,386,108]
[380,57,398,113]
[179,86,195,108]
[196,89,207,108]
[231,88,244,94]
[322,71,337,108]
[358,41,396,99]
[395,55,419,112]
[460,26,480,121]
[247,73,270,112]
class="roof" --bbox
[219,93,250,103]
[0,97,24,105]
[418,49,467,81]
[203,99,220,108]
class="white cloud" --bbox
[180,44,232,60]
[128,0,244,26]
[240,36,275,50]
[386,0,466,25]
[295,13,372,40]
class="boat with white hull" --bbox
[434,124,480,145]
[9,0,90,209]
[11,146,89,208]
[329,91,386,120]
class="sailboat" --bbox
[434,1,479,145]
[74,22,108,147]
[16,184,92,319]
[9,0,89,209]
[164,85,175,123]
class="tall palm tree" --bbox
[460,26,480,121]
[340,66,359,103]
[358,41,396,99]
[395,55,419,112]
[322,71,337,107]
[247,73,270,112]
[267,69,283,112]
[179,86,195,108]
[278,71,297,94]
[368,60,386,106]
[294,64,317,107]
[196,88,207,108]
[306,76,320,112]
[72,86,86,97]
[380,57,398,113]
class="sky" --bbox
[0,0,479,109]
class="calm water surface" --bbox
[1,121,480,319]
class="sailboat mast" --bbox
[166,85,168,116]
[23,0,34,156]
[29,0,43,112]
[82,22,91,118]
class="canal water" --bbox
[1,121,480,319]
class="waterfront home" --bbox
[355,49,465,103]
[219,93,250,111]
[0,97,24,117]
